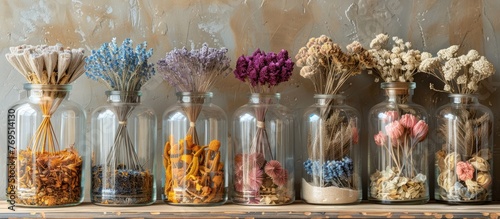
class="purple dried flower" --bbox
[234,48,294,93]
[157,43,232,92]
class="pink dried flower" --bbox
[400,114,418,128]
[272,169,288,186]
[249,152,266,168]
[234,153,244,167]
[384,111,399,122]
[385,120,404,140]
[456,161,474,181]
[248,167,264,191]
[411,120,428,142]
[374,131,387,146]
[264,160,283,178]
[234,180,244,192]
[351,127,359,145]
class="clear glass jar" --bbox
[90,91,156,206]
[301,94,361,204]
[7,84,86,207]
[162,92,228,205]
[368,82,429,204]
[434,94,493,204]
[231,93,294,205]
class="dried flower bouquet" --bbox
[420,46,495,202]
[86,38,155,205]
[233,48,294,205]
[158,43,231,204]
[295,35,370,203]
[5,44,86,206]
[366,34,430,202]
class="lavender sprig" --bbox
[85,38,155,91]
[157,43,232,92]
[234,49,294,93]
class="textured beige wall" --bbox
[1,0,500,200]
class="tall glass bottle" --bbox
[7,84,86,207]
[434,94,493,203]
[162,92,228,205]
[301,94,361,204]
[368,82,429,204]
[232,93,294,205]
[90,91,156,206]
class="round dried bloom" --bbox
[300,66,315,78]
[419,57,440,72]
[444,152,461,170]
[420,52,432,60]
[469,156,490,172]
[456,161,474,181]
[264,160,283,178]
[249,152,266,168]
[383,110,399,122]
[437,169,455,192]
[437,45,459,60]
[467,81,478,92]
[443,84,451,92]
[466,49,480,61]
[391,57,402,66]
[399,114,418,128]
[476,172,492,188]
[374,131,387,146]
[370,34,389,50]
[306,55,318,66]
[272,169,288,186]
[391,47,402,54]
[411,120,428,142]
[443,58,461,81]
[404,42,412,49]
[385,121,404,140]
[346,41,363,53]
[456,75,467,85]
[248,167,264,191]
[471,56,494,78]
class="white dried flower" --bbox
[471,56,494,78]
[456,75,467,85]
[370,34,389,50]
[442,58,461,80]
[421,52,432,60]
[437,45,459,60]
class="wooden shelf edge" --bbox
[1,201,500,218]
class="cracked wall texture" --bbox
[1,0,500,200]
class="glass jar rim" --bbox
[448,93,477,98]
[249,92,281,98]
[313,94,345,99]
[24,83,72,91]
[105,90,142,96]
[176,91,213,97]
[380,82,415,89]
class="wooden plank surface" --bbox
[1,201,500,218]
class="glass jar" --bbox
[90,91,156,206]
[368,82,429,204]
[434,94,493,204]
[301,94,361,204]
[7,84,86,207]
[162,92,228,205]
[231,93,294,205]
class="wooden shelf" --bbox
[1,201,500,218]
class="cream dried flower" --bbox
[419,45,495,94]
[295,35,371,94]
[367,34,422,82]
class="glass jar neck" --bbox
[381,82,414,103]
[314,94,345,106]
[449,93,478,104]
[25,83,71,100]
[249,93,280,104]
[177,92,212,104]
[106,90,142,104]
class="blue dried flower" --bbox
[157,43,232,92]
[85,38,155,91]
[303,157,354,187]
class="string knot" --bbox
[118,121,127,125]
[42,115,51,118]
[190,122,196,127]
[257,121,265,128]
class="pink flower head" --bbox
[272,169,288,186]
[264,160,283,178]
[248,167,264,191]
[351,127,359,145]
[249,152,266,168]
[411,120,428,142]
[374,131,387,146]
[234,180,244,192]
[384,111,399,122]
[385,120,404,140]
[400,114,418,128]
[456,161,474,181]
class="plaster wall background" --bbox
[1,0,499,201]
